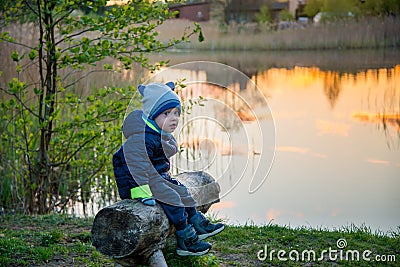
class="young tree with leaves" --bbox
[0,0,203,214]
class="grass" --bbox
[0,214,113,267]
[0,214,399,266]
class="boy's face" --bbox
[154,107,180,133]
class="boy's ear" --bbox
[165,81,175,91]
[138,84,145,96]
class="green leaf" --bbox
[28,49,38,60]
[8,99,16,107]
[198,30,204,43]
[103,64,113,70]
[34,87,43,96]
[11,51,19,62]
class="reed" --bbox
[158,16,400,51]
[0,23,144,214]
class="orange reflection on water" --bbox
[180,136,233,156]
[266,208,304,222]
[180,82,258,122]
[253,66,323,94]
[275,146,309,154]
[367,159,391,166]
[352,112,400,132]
[267,208,282,221]
[253,65,400,134]
[276,146,328,159]
[315,119,351,136]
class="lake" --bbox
[144,49,399,234]
[3,43,398,234]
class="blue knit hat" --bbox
[138,82,181,120]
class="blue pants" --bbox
[158,174,197,230]
[158,201,197,230]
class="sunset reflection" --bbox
[252,65,400,135]
[352,112,400,132]
[153,62,399,232]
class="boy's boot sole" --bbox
[176,247,211,256]
[198,224,225,240]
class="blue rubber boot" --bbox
[137,197,156,206]
[189,212,225,240]
[175,225,211,256]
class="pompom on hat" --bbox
[138,82,181,120]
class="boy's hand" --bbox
[138,197,156,206]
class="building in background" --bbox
[169,0,307,23]
[167,0,308,23]
[169,1,211,22]
[288,0,307,18]
[226,0,290,23]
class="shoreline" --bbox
[149,48,400,74]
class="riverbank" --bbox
[149,48,400,74]
[1,214,398,266]
[158,16,400,51]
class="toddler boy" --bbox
[113,82,224,256]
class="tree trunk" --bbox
[91,171,220,266]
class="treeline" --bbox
[303,0,400,18]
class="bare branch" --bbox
[23,0,39,17]
[53,8,74,26]
[0,87,42,119]
[56,27,98,47]
[0,37,35,50]
[51,133,100,167]
[63,69,112,90]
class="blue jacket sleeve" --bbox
[123,135,153,188]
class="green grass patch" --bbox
[0,214,113,266]
[0,214,398,266]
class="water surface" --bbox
[150,50,400,233]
